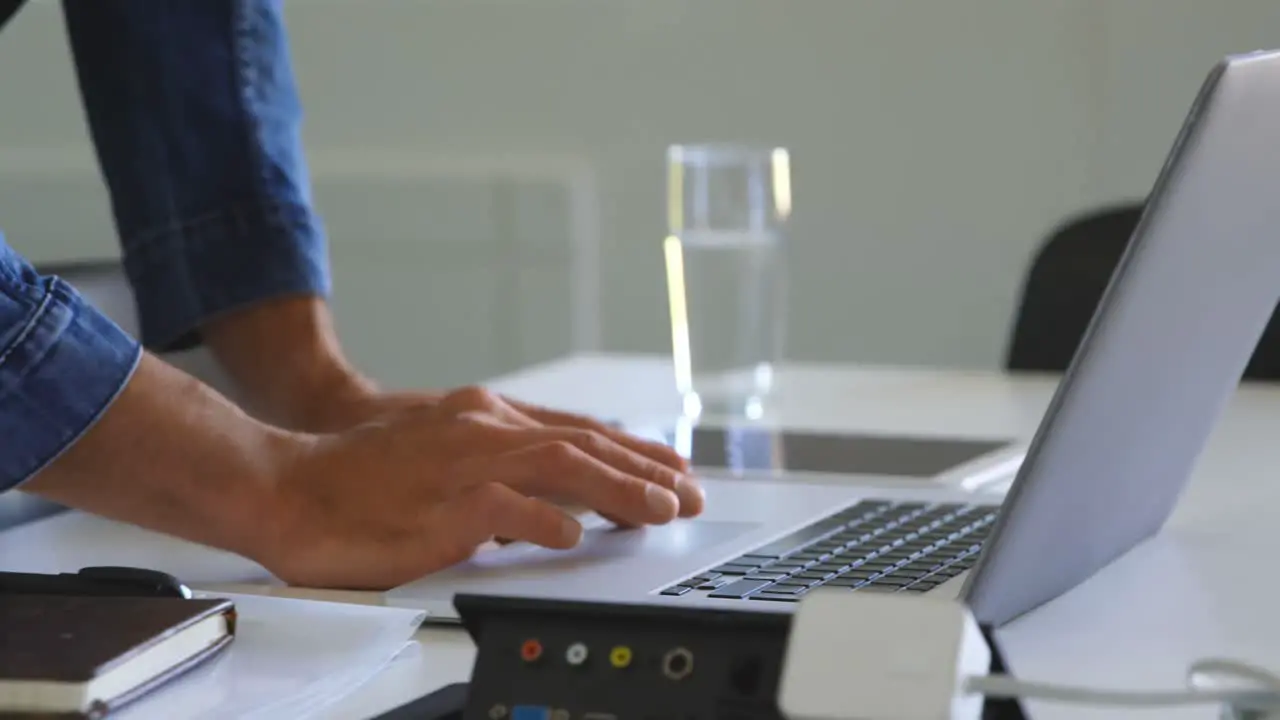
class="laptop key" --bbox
[792,550,831,561]
[708,578,775,598]
[757,584,805,595]
[750,593,802,602]
[838,500,893,517]
[824,576,865,587]
[854,584,900,593]
[870,575,914,587]
[744,572,790,582]
[660,586,692,596]
[749,524,848,558]
[774,579,815,588]
[710,564,756,575]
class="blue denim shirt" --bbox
[0,0,329,490]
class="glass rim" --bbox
[667,143,788,163]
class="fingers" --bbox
[549,501,636,529]
[441,385,690,473]
[461,423,704,519]
[439,482,584,551]
[459,441,688,527]
[535,427,704,518]
[500,408,702,516]
[508,399,690,472]
[436,386,704,519]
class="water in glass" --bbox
[665,144,790,421]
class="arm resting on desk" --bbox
[20,351,291,562]
[0,236,284,558]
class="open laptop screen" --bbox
[963,51,1280,628]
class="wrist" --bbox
[201,295,378,431]
[218,423,316,563]
[267,352,381,432]
[24,354,314,564]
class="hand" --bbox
[239,342,691,484]
[317,385,698,532]
[315,383,688,472]
[256,388,704,589]
[197,294,687,476]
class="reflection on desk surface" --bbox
[665,424,1012,478]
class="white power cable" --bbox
[963,657,1280,717]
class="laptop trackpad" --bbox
[460,520,757,575]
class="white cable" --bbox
[1188,658,1280,694]
[963,658,1280,712]
[966,675,1269,707]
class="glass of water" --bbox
[664,143,791,421]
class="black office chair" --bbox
[1005,202,1280,380]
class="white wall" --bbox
[2,0,1278,388]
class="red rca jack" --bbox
[520,638,544,663]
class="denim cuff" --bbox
[122,200,332,352]
[0,278,142,491]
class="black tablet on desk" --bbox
[665,425,1013,478]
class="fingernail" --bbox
[560,517,584,545]
[645,483,679,519]
[677,475,704,502]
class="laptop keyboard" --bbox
[660,500,997,603]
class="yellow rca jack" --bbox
[609,645,633,669]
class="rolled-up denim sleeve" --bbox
[61,0,330,352]
[0,236,141,492]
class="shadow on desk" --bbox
[0,493,65,532]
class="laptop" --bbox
[388,49,1280,628]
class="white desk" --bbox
[4,352,1280,719]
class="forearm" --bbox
[0,239,291,559]
[24,353,296,560]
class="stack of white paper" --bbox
[117,592,426,720]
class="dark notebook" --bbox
[0,595,236,719]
